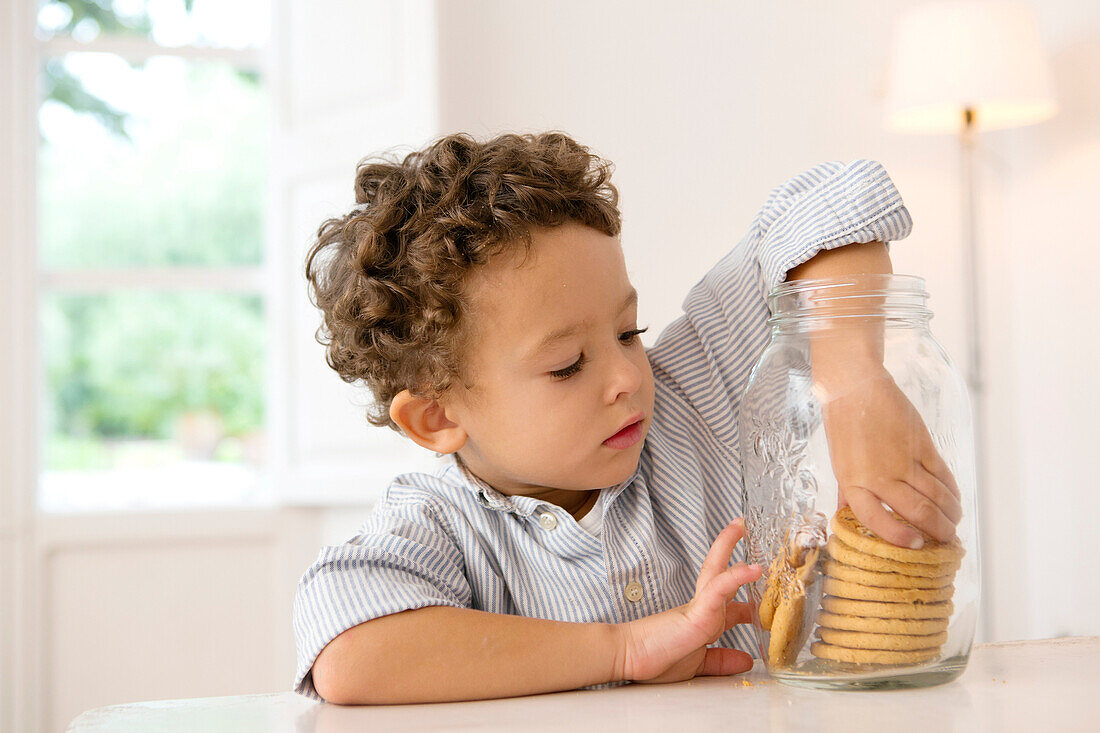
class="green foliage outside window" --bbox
[39,0,268,471]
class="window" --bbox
[35,0,272,512]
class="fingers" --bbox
[697,563,762,617]
[844,486,936,549]
[909,468,963,527]
[843,454,962,546]
[695,519,746,595]
[921,448,961,501]
[697,647,754,677]
[723,600,754,630]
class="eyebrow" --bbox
[524,288,639,362]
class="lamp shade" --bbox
[885,1,1057,134]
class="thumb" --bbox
[698,647,754,676]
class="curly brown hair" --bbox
[304,132,622,433]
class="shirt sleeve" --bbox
[646,159,913,449]
[291,487,472,700]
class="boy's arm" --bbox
[784,242,963,548]
[647,160,911,453]
[785,239,892,370]
[311,520,761,704]
[312,607,621,703]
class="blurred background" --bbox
[1,0,1097,729]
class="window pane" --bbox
[36,0,270,48]
[39,53,266,268]
[40,291,268,512]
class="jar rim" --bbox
[767,273,933,328]
[770,273,928,299]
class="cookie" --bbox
[810,641,940,665]
[767,547,821,668]
[827,536,960,577]
[815,626,949,651]
[815,610,949,636]
[759,518,824,632]
[823,559,954,590]
[821,595,954,620]
[758,551,788,631]
[830,506,965,564]
[823,577,955,604]
[768,582,806,667]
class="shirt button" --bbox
[624,581,644,603]
[538,512,558,530]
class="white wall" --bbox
[435,0,1100,643]
[992,11,1100,639]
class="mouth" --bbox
[603,412,646,450]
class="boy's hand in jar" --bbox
[817,363,963,548]
[615,519,762,683]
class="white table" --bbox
[68,636,1099,732]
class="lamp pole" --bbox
[960,106,993,643]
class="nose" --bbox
[604,347,644,404]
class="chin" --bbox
[607,451,643,484]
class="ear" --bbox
[389,389,467,455]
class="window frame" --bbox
[19,0,442,514]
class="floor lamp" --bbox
[884,0,1057,643]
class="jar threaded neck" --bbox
[767,273,933,333]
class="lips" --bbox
[603,412,645,449]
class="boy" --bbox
[293,132,961,704]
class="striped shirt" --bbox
[292,159,912,699]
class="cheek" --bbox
[635,352,655,385]
[531,387,590,427]
[510,389,568,425]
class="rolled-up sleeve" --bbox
[292,492,472,700]
[750,159,911,301]
[647,159,912,447]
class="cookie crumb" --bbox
[741,679,754,687]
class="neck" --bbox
[453,452,601,518]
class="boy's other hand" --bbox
[820,363,963,548]
[614,519,762,684]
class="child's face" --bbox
[441,221,655,499]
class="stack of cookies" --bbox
[810,506,964,666]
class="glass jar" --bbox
[738,273,980,690]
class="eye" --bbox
[549,327,649,381]
[550,355,585,380]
